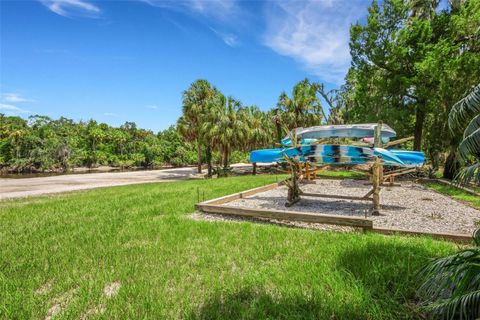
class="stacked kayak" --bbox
[250,145,423,167]
[281,124,396,146]
[251,124,424,167]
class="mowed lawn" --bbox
[1,175,455,319]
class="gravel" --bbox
[221,179,479,235]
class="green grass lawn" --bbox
[423,181,480,210]
[1,175,456,319]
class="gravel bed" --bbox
[221,179,479,235]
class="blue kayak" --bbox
[250,145,424,167]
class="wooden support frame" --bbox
[197,203,373,229]
[195,182,473,243]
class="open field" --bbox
[0,175,460,319]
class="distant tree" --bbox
[276,78,326,130]
[202,95,249,170]
[178,80,216,173]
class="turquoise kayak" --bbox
[250,145,424,167]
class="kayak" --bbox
[389,150,425,166]
[281,124,396,146]
[250,145,424,167]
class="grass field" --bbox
[0,175,456,319]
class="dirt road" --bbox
[0,167,200,200]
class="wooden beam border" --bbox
[195,181,474,243]
[196,203,373,229]
[370,227,472,243]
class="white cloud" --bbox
[142,0,238,22]
[263,0,367,84]
[146,105,158,109]
[210,27,239,47]
[103,112,118,117]
[0,103,31,115]
[39,0,101,18]
[3,93,33,103]
[142,0,242,48]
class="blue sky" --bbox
[1,0,370,132]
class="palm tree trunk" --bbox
[206,145,212,177]
[223,148,229,169]
[196,142,202,173]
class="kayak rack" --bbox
[284,122,415,216]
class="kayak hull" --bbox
[281,124,396,146]
[250,145,424,167]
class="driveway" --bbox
[0,167,200,200]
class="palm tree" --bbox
[276,79,326,131]
[202,95,249,170]
[417,229,480,320]
[244,106,274,150]
[448,83,480,185]
[178,80,216,173]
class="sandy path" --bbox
[0,167,199,200]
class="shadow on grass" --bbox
[188,241,435,320]
[187,287,367,320]
[335,240,434,318]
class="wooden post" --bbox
[252,162,257,175]
[372,121,384,215]
[305,161,310,180]
[285,157,302,207]
[372,157,381,215]
[374,121,383,148]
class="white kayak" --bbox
[281,124,396,146]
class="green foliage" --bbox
[0,114,196,172]
[448,84,480,185]
[276,78,326,129]
[345,0,480,172]
[417,229,480,319]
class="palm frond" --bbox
[458,128,480,161]
[423,290,480,320]
[464,114,480,139]
[454,162,480,186]
[449,84,480,134]
[417,240,480,320]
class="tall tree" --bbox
[177,79,216,173]
[276,79,326,131]
[347,0,480,171]
[202,95,249,169]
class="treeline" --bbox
[0,115,200,172]
[0,77,338,173]
[343,0,480,178]
[177,78,341,176]
[1,0,478,177]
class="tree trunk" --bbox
[206,145,212,177]
[223,148,229,169]
[413,107,425,151]
[276,123,282,145]
[196,143,202,173]
[443,149,460,180]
